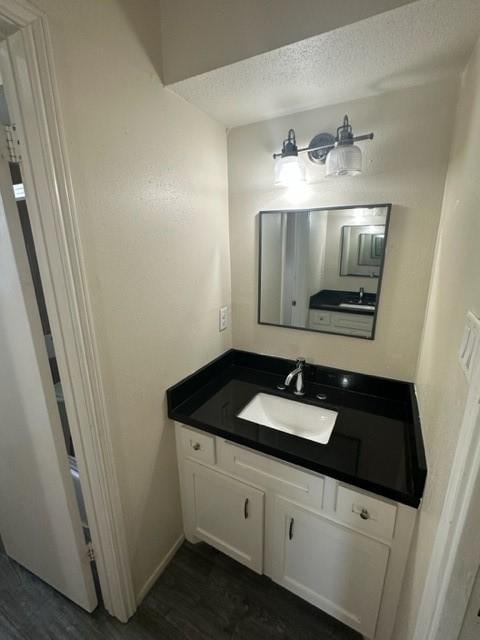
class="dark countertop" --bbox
[167,349,426,508]
[309,289,377,316]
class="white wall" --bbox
[228,79,457,380]
[37,0,231,597]
[393,36,480,640]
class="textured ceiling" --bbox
[159,0,417,84]
[167,0,480,128]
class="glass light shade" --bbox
[325,144,362,177]
[274,155,306,186]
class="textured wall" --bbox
[393,35,480,640]
[37,0,231,597]
[227,79,457,380]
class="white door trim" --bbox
[413,356,480,640]
[0,1,136,622]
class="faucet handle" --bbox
[296,357,306,367]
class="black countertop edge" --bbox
[310,303,375,317]
[409,385,428,497]
[167,348,427,509]
[169,409,421,508]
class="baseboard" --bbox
[136,534,184,604]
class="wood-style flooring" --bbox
[0,541,361,639]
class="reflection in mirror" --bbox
[258,204,391,339]
[340,225,385,276]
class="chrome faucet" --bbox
[359,287,365,303]
[277,358,306,396]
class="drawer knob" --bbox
[192,442,201,451]
[360,508,370,520]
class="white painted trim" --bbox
[0,0,41,27]
[413,357,480,640]
[0,0,136,621]
[136,535,185,605]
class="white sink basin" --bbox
[339,303,376,311]
[237,393,338,444]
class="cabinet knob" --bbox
[192,442,201,451]
[360,508,370,520]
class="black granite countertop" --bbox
[309,289,377,316]
[167,349,426,508]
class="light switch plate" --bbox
[219,305,228,332]
[459,311,480,382]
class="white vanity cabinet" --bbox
[175,423,417,640]
[308,309,374,337]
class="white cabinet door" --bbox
[271,497,389,639]
[186,461,264,573]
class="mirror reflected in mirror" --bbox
[340,225,385,276]
[258,204,391,339]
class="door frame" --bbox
[413,353,480,640]
[0,0,136,622]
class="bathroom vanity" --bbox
[308,289,377,337]
[167,350,426,640]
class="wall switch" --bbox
[219,305,229,332]
[459,311,480,382]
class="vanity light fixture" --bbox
[273,128,306,186]
[325,115,366,177]
[273,115,374,184]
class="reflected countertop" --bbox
[167,349,426,508]
[309,289,377,315]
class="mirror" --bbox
[340,225,385,276]
[258,204,391,339]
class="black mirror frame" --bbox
[257,203,392,341]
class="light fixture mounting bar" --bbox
[272,132,374,159]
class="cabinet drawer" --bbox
[331,312,374,330]
[309,310,331,327]
[217,439,324,511]
[335,485,397,540]
[177,425,216,465]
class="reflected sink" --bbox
[237,393,338,444]
[339,303,376,311]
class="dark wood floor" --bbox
[0,541,360,639]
